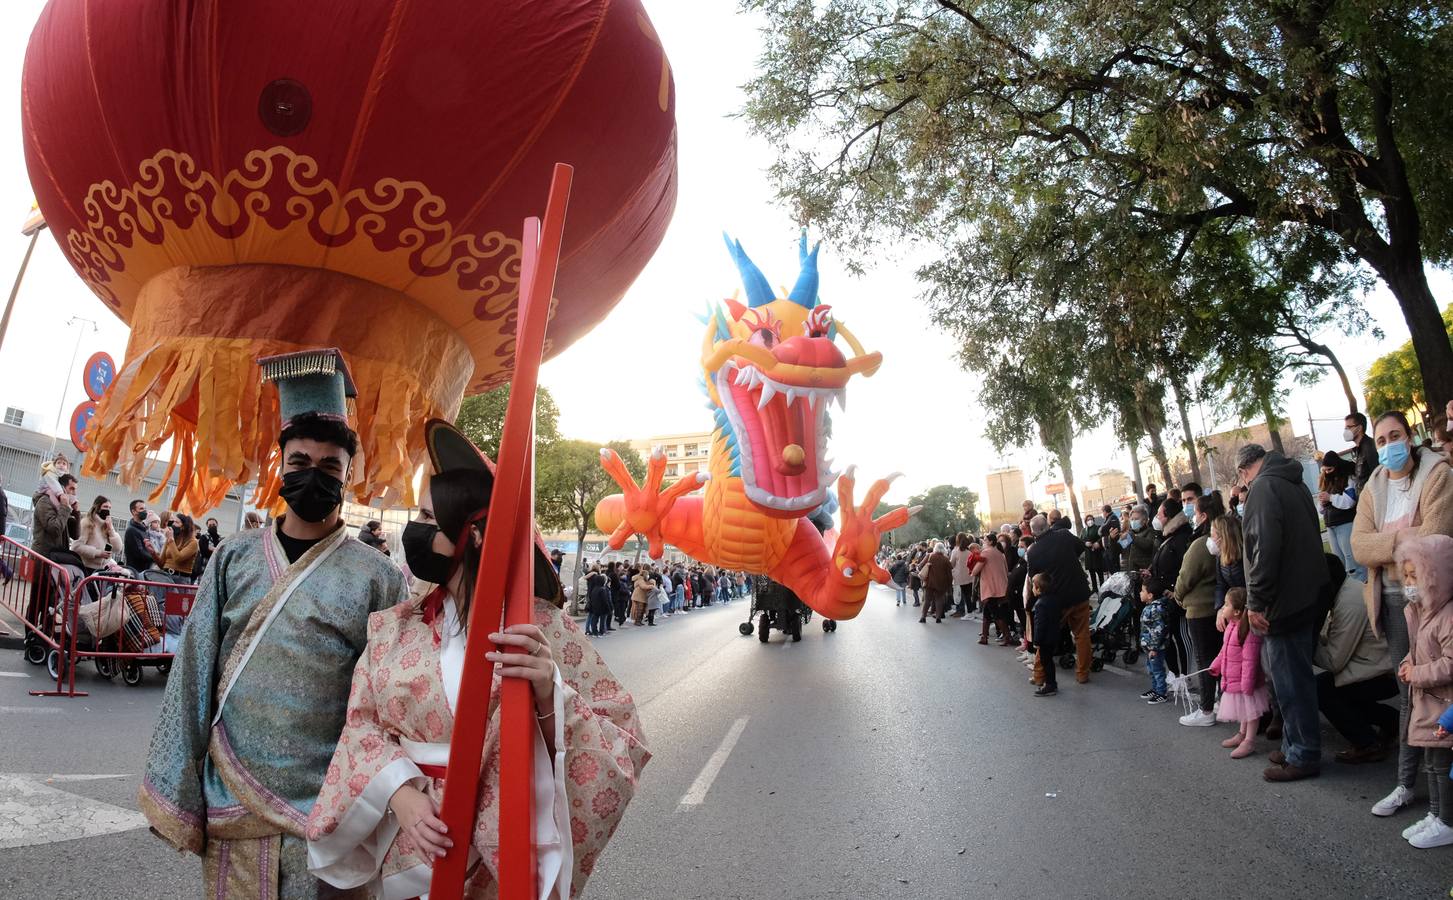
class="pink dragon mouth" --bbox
[716,360,842,517]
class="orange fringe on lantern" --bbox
[80,264,475,514]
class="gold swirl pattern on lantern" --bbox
[63,146,526,390]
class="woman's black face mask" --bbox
[402,521,457,585]
[279,467,344,523]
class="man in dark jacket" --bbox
[1239,444,1331,783]
[28,474,82,629]
[1026,513,1093,690]
[195,517,223,572]
[1344,412,1378,488]
[124,499,156,572]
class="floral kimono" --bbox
[306,596,648,898]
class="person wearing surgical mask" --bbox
[1179,482,1204,527]
[1350,410,1453,819]
[1345,411,1378,489]
[1122,504,1158,574]
[137,351,408,899]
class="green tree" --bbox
[536,439,646,610]
[1364,305,1453,416]
[742,0,1453,416]
[454,386,562,460]
[893,484,981,546]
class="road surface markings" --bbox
[680,716,749,807]
[0,773,146,849]
[0,671,30,678]
[1098,663,1131,678]
[0,706,61,714]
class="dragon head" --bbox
[700,232,882,519]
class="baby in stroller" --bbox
[1090,570,1142,668]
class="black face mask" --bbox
[402,521,456,585]
[279,467,344,523]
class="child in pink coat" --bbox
[1393,534,1453,849]
[1210,587,1269,759]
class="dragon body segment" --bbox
[593,234,912,621]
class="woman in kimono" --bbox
[306,421,649,898]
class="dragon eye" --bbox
[806,305,833,338]
[742,308,782,348]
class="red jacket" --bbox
[1210,620,1264,694]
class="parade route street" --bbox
[0,586,1447,899]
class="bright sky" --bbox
[0,0,1444,510]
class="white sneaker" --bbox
[1410,818,1453,849]
[1403,813,1436,840]
[1178,709,1217,727]
[1372,785,1416,817]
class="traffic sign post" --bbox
[69,400,97,451]
[82,352,115,400]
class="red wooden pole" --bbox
[430,164,573,899]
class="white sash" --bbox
[211,527,351,726]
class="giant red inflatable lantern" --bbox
[22,0,677,511]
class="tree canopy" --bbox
[890,483,981,545]
[454,385,562,460]
[742,0,1453,457]
[1364,304,1453,416]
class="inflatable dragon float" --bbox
[594,234,915,620]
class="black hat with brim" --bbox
[423,418,562,603]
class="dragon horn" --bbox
[788,230,820,309]
[722,232,776,309]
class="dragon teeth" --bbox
[757,381,776,409]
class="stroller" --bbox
[23,559,85,673]
[1089,571,1141,668]
[49,572,126,683]
[52,573,184,687]
[1055,571,1140,672]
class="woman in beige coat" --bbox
[1350,411,1453,819]
[630,567,656,625]
[72,495,122,574]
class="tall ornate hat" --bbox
[258,348,357,429]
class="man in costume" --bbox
[138,349,407,898]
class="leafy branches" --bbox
[743,0,1453,415]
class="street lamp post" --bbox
[0,226,44,356]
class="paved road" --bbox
[0,588,1447,898]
